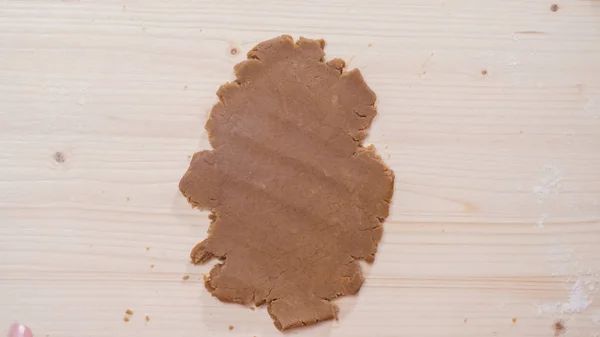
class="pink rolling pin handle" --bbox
[7,324,33,337]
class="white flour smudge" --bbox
[584,98,598,119]
[534,163,600,328]
[536,280,596,315]
[532,165,561,228]
[593,310,600,325]
[536,213,548,229]
[532,165,562,203]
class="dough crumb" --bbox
[249,307,255,311]
[123,317,130,322]
[125,309,133,315]
[145,316,150,322]
[182,275,190,280]
[512,317,517,323]
[228,325,234,331]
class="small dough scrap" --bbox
[180,35,394,330]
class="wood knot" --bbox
[554,320,565,336]
[53,151,66,163]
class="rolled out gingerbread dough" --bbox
[180,35,394,330]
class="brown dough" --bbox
[179,35,394,330]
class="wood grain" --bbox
[1,0,599,336]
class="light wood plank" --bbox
[1,0,599,336]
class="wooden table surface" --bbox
[1,0,600,336]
